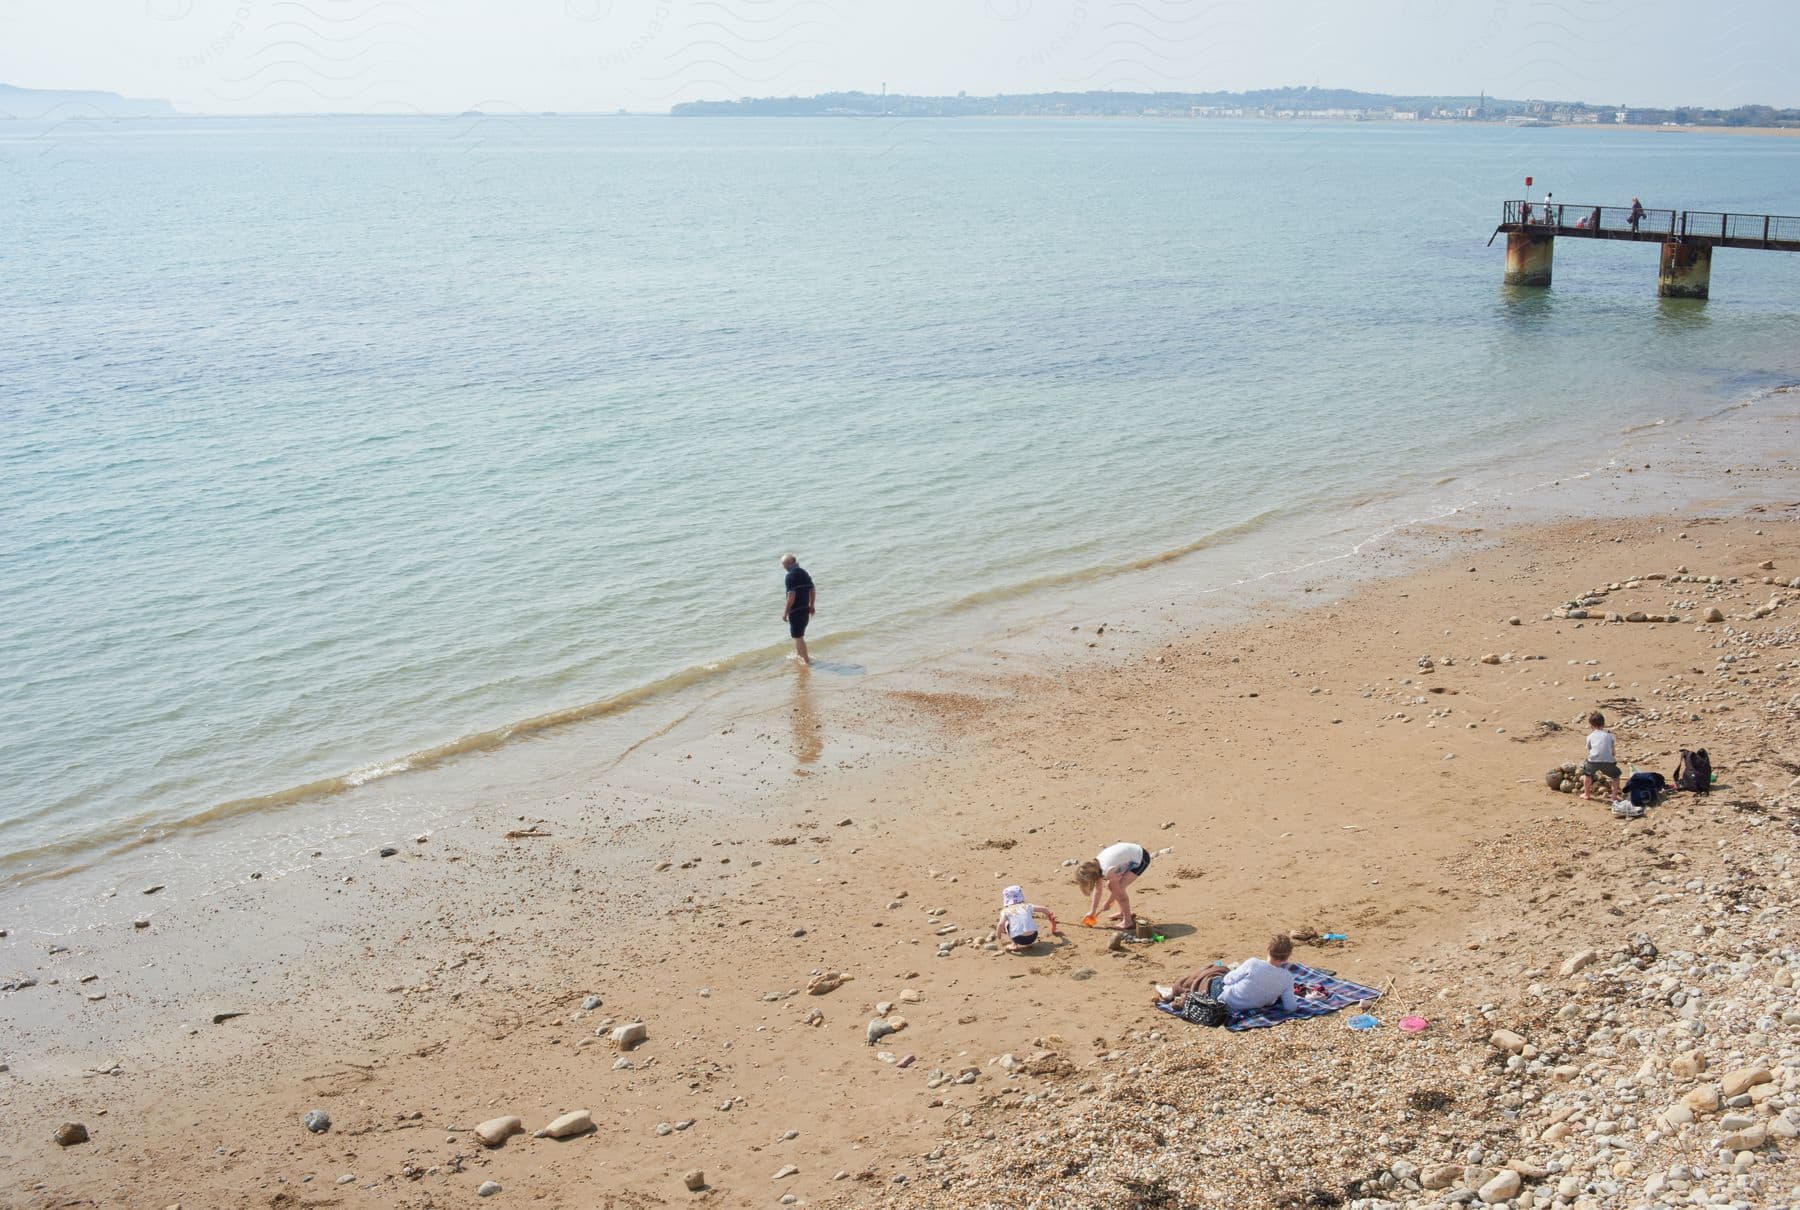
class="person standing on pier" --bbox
[780,553,815,665]
[1629,197,1646,232]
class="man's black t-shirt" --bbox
[785,565,814,613]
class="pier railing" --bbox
[1500,199,1800,247]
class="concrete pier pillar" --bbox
[1504,231,1554,287]
[1658,242,1712,299]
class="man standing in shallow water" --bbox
[780,554,815,665]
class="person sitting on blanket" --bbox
[1158,934,1298,1016]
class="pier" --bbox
[1491,200,1800,298]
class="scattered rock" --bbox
[303,1109,331,1134]
[54,1122,88,1147]
[773,1164,798,1179]
[611,1022,647,1050]
[683,1170,707,1192]
[1718,1123,1767,1151]
[1558,950,1596,977]
[477,1181,502,1197]
[581,995,602,1011]
[1421,1164,1459,1190]
[1478,1169,1520,1204]
[1488,1029,1526,1054]
[1719,1067,1771,1097]
[867,1018,897,1045]
[1704,607,1726,623]
[378,846,398,858]
[1680,1084,1720,1114]
[474,1116,523,1148]
[807,972,849,995]
[537,1109,594,1139]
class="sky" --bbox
[2,0,1796,115]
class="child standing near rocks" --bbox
[1581,711,1622,802]
[994,885,1060,953]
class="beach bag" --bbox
[1180,993,1230,1028]
[1674,749,1711,793]
[1625,771,1665,808]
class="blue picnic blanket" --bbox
[1155,962,1382,1032]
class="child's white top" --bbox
[1587,730,1616,761]
[1097,842,1145,874]
[1000,903,1037,938]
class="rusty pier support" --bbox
[1504,230,1554,288]
[1658,242,1713,299]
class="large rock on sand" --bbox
[475,1116,523,1147]
[1478,1170,1521,1204]
[537,1110,594,1139]
[1720,1067,1771,1098]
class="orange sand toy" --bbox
[1081,914,1098,928]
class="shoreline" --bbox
[5,381,1792,904]
[0,394,1795,1204]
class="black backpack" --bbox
[1626,770,1666,808]
[1674,749,1711,793]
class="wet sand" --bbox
[0,402,1796,1207]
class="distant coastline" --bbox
[671,87,1800,131]
[0,82,175,119]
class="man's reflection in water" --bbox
[791,666,823,767]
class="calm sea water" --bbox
[3,116,1798,881]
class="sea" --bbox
[4,115,1799,896]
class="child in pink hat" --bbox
[994,885,1060,953]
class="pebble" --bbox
[477,1180,501,1197]
[611,1022,647,1050]
[302,1109,331,1133]
[54,1122,89,1147]
[773,1164,798,1179]
[683,1170,706,1191]
[581,995,602,1011]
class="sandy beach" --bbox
[2,402,1798,1208]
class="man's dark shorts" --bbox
[789,612,810,638]
[1583,760,1621,779]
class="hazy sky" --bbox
[3,0,1795,115]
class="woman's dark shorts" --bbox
[789,611,810,638]
[1129,850,1152,876]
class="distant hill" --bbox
[672,87,1528,118]
[0,83,177,119]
